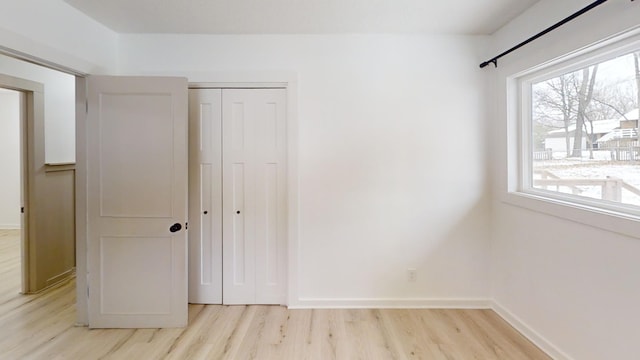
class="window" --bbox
[518,37,640,216]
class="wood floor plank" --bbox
[276,308,312,359]
[379,309,446,359]
[0,231,551,360]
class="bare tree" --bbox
[533,74,577,156]
[554,76,575,155]
[533,53,638,158]
[635,52,640,137]
[590,92,636,120]
[571,65,598,158]
[582,113,596,159]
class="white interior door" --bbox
[188,89,222,304]
[222,88,287,305]
[86,76,188,328]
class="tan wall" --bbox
[33,165,76,290]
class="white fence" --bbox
[534,170,640,202]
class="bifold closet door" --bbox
[222,89,287,305]
[188,89,223,304]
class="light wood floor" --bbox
[0,231,550,359]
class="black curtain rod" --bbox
[479,0,609,68]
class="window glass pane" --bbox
[530,50,640,208]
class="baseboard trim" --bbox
[289,298,567,359]
[46,267,76,288]
[23,272,75,295]
[0,224,20,230]
[491,301,573,360]
[289,297,492,309]
[287,297,571,359]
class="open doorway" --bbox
[0,88,23,298]
[0,70,76,298]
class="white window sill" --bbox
[501,192,640,240]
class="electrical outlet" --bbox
[407,268,417,282]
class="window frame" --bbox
[505,30,640,238]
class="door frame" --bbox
[0,73,45,294]
[188,81,299,306]
[75,76,88,325]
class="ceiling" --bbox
[62,0,540,35]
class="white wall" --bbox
[487,1,640,359]
[0,0,118,163]
[0,89,20,228]
[0,54,76,163]
[0,0,117,74]
[119,34,492,305]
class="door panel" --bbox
[223,89,286,305]
[232,162,248,286]
[100,236,173,314]
[99,93,174,218]
[223,92,256,304]
[188,89,222,304]
[87,76,188,328]
[253,90,287,304]
[262,163,278,285]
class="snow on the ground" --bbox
[533,150,640,206]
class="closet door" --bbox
[222,89,287,305]
[188,89,222,304]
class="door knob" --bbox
[169,223,182,233]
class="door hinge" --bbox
[85,100,88,113]
[21,207,24,213]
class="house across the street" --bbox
[544,118,620,153]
